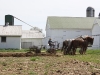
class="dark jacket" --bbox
[48,39,52,46]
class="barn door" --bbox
[21,42,32,49]
[92,35,100,49]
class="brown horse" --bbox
[61,39,74,55]
[81,36,94,54]
[70,36,94,55]
[62,40,68,51]
[61,36,84,55]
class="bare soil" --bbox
[0,52,100,75]
[0,52,57,57]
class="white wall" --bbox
[92,24,100,49]
[0,36,21,49]
[21,38,43,48]
[46,28,91,49]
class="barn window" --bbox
[76,31,81,32]
[63,31,66,32]
[63,35,66,36]
[1,36,6,42]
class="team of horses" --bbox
[28,35,94,55]
[62,35,94,55]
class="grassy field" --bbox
[0,49,100,75]
[0,49,28,52]
[70,49,100,63]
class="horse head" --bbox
[84,36,94,46]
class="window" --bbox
[76,31,81,32]
[1,36,6,42]
[63,31,66,32]
[63,35,66,36]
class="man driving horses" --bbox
[48,38,54,49]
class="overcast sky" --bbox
[0,0,100,35]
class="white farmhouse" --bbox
[0,25,22,49]
[21,30,44,49]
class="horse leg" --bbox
[74,48,77,55]
[73,47,77,55]
[79,48,82,54]
[81,48,84,55]
[61,45,65,52]
[61,46,64,52]
[72,47,76,55]
[82,48,85,54]
[66,47,69,55]
[79,47,83,55]
[67,46,71,55]
[66,47,71,55]
[84,47,87,54]
[63,49,66,55]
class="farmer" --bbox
[48,38,55,49]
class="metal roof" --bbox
[22,30,44,38]
[0,25,22,36]
[47,17,97,29]
[87,7,94,11]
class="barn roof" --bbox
[47,17,97,29]
[22,30,44,39]
[0,25,22,36]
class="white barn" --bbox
[45,16,100,49]
[21,30,44,49]
[0,25,22,49]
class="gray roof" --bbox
[22,30,44,39]
[47,16,97,29]
[0,25,22,36]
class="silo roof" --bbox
[87,7,94,10]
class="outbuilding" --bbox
[21,30,44,49]
[0,25,22,49]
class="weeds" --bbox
[30,56,40,61]
[28,72,37,75]
[2,62,7,66]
